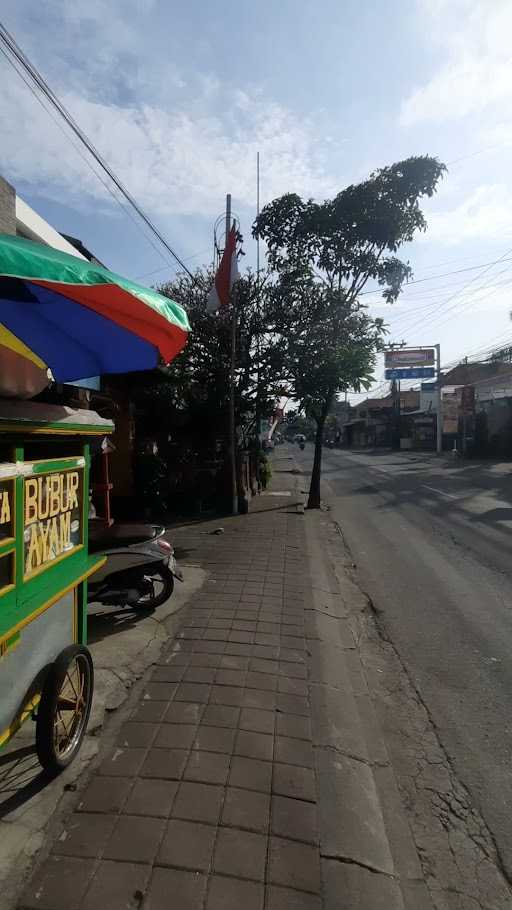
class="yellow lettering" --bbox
[39,521,51,563]
[48,517,60,558]
[26,523,42,573]
[60,512,71,553]
[25,478,38,524]
[37,476,49,520]
[68,472,79,511]
[0,491,10,525]
[60,473,68,512]
[60,511,71,550]
[49,475,60,518]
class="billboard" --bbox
[385,367,435,380]
[384,348,435,368]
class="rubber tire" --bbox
[132,565,174,611]
[36,645,94,775]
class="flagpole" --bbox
[256,152,260,277]
[255,153,262,461]
[226,193,238,515]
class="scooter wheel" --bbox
[132,566,174,611]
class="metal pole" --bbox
[397,380,401,450]
[435,343,442,454]
[226,194,238,515]
[255,153,262,458]
[256,153,261,430]
[256,152,260,277]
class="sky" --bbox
[2,0,512,399]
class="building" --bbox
[342,390,420,448]
[416,361,512,454]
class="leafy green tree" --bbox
[255,156,446,507]
[153,266,286,503]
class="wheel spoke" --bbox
[54,707,71,747]
[66,666,80,701]
[51,657,90,758]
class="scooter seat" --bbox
[89,521,162,552]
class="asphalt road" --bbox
[294,444,512,876]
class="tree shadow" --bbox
[469,507,512,526]
[346,465,512,542]
[87,604,154,645]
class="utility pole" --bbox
[391,379,400,450]
[226,194,238,515]
[435,343,442,455]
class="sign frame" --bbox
[384,348,436,368]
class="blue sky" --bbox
[2,0,512,396]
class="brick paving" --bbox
[20,483,323,910]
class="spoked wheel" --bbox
[132,566,174,611]
[36,645,94,775]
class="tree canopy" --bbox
[254,155,446,507]
[158,267,285,437]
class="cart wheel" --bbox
[36,645,94,775]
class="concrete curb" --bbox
[303,509,433,910]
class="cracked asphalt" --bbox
[295,445,512,902]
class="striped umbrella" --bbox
[0,234,190,386]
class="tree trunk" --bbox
[307,415,326,509]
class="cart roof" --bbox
[0,399,114,435]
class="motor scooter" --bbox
[87,520,183,611]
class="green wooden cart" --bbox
[0,400,113,774]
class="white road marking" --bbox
[421,484,458,500]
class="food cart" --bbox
[0,401,113,774]
[0,232,190,774]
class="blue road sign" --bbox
[385,367,436,380]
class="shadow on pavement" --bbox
[87,605,153,645]
[0,745,49,819]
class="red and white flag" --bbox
[207,226,239,312]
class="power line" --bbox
[0,22,196,282]
[135,247,212,281]
[386,253,512,339]
[360,255,512,298]
[0,45,175,274]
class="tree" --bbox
[154,266,286,505]
[255,156,446,508]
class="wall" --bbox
[15,196,88,258]
[0,176,16,235]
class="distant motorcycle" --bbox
[299,441,305,451]
[88,521,183,611]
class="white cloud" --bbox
[0,0,338,219]
[401,0,512,125]
[0,65,337,217]
[421,184,512,245]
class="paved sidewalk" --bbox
[20,473,322,909]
